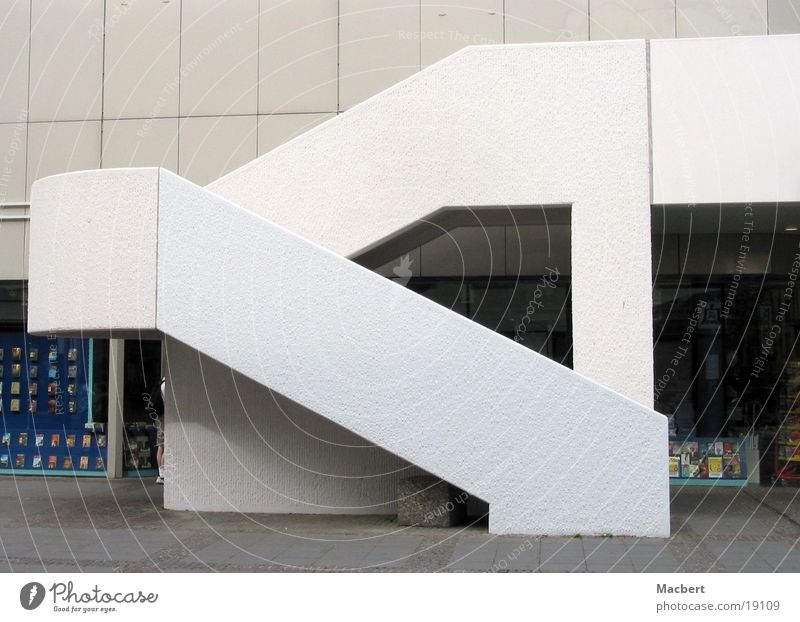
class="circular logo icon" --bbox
[20,582,46,610]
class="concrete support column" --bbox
[105,338,125,478]
[570,202,655,408]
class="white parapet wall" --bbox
[28,168,160,336]
[207,41,655,408]
[157,170,668,536]
[651,34,800,205]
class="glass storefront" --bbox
[653,203,800,485]
[653,276,800,484]
[0,281,109,476]
[408,276,572,367]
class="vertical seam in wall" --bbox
[153,167,162,330]
[502,0,505,43]
[645,39,654,206]
[673,0,677,38]
[336,0,340,113]
[99,0,107,168]
[24,0,32,198]
[503,224,507,276]
[154,169,160,329]
[177,0,183,173]
[418,0,422,70]
[587,0,591,40]
[256,0,260,155]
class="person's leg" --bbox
[156,426,165,483]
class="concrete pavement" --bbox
[0,477,798,572]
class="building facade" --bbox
[2,1,800,536]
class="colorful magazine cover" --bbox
[669,456,680,478]
[50,434,59,447]
[82,434,91,448]
[79,456,89,470]
[62,456,73,470]
[35,434,44,447]
[32,455,41,469]
[66,434,76,448]
[723,455,742,478]
[0,454,8,468]
[1,433,9,446]
[10,399,20,412]
[15,454,25,468]
[47,456,57,469]
[708,456,723,478]
[95,457,104,470]
[18,432,27,446]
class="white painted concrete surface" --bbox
[155,170,668,536]
[26,165,670,535]
[27,168,160,335]
[208,41,655,407]
[163,336,424,516]
[651,34,800,204]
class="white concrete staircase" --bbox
[29,167,668,536]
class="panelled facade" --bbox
[1,0,799,209]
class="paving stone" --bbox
[0,478,799,572]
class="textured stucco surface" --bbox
[163,336,422,515]
[208,42,655,407]
[651,34,800,204]
[27,168,159,334]
[158,170,669,537]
